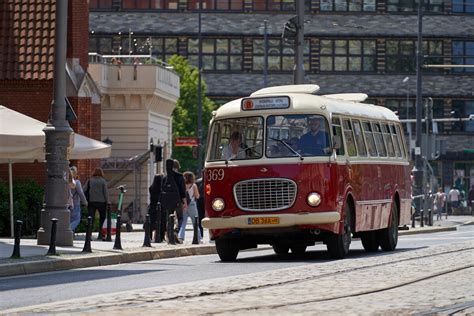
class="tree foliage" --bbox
[167,55,218,175]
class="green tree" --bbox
[168,55,218,175]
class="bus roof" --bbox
[214,85,399,122]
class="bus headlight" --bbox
[307,192,321,207]
[212,198,225,212]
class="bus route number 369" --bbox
[207,169,225,181]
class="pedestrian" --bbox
[196,177,205,238]
[448,186,461,215]
[70,166,88,233]
[84,168,110,240]
[433,187,445,221]
[160,159,186,243]
[468,185,474,215]
[173,159,186,240]
[178,171,201,243]
[148,173,164,242]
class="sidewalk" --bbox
[1,216,472,278]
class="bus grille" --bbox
[234,178,297,211]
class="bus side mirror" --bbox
[333,135,342,150]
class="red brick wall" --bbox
[67,0,89,70]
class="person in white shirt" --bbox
[178,171,201,243]
[448,186,461,215]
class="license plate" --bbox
[248,217,280,225]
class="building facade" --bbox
[89,0,474,194]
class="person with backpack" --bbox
[178,171,201,243]
[84,168,110,240]
[160,159,186,243]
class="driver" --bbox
[297,116,329,155]
[221,131,248,160]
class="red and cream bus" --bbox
[202,84,412,261]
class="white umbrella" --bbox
[0,105,112,236]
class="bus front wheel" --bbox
[326,204,352,259]
[216,239,239,262]
[378,202,399,251]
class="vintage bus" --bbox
[201,84,412,261]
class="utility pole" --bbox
[412,0,424,216]
[294,0,304,84]
[197,0,203,178]
[37,0,74,246]
[263,19,268,87]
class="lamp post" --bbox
[197,0,203,178]
[294,0,304,84]
[258,20,270,87]
[37,0,73,246]
[403,76,412,142]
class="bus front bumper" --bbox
[201,212,340,230]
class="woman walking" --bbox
[70,166,87,233]
[178,171,201,243]
[84,168,110,240]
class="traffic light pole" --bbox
[37,0,74,246]
[294,0,304,84]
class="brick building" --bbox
[0,0,101,184]
[89,0,474,192]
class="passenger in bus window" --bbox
[221,131,248,160]
[297,116,329,155]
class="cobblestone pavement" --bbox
[5,240,473,315]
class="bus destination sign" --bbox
[241,96,290,111]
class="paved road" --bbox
[1,226,473,313]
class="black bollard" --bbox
[428,209,433,226]
[168,214,176,245]
[143,214,152,247]
[154,203,162,243]
[82,216,93,253]
[192,216,199,245]
[420,210,424,227]
[113,215,123,250]
[106,205,112,241]
[412,211,416,228]
[10,220,23,258]
[46,218,59,255]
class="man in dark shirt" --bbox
[173,159,186,241]
[297,116,329,156]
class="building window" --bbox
[187,38,243,71]
[452,100,474,132]
[89,0,113,9]
[188,0,244,10]
[386,40,443,73]
[252,38,310,72]
[253,0,311,11]
[385,99,445,132]
[452,0,474,13]
[122,0,178,10]
[319,39,376,72]
[320,0,375,11]
[452,41,474,74]
[386,0,443,12]
[89,37,114,54]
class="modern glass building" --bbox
[89,0,474,194]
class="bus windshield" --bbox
[267,114,330,158]
[207,117,264,161]
[207,114,331,161]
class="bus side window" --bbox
[396,124,408,159]
[342,119,357,157]
[382,123,396,157]
[390,124,402,157]
[372,122,387,157]
[332,116,345,156]
[363,121,377,157]
[352,120,368,157]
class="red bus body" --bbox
[202,85,412,261]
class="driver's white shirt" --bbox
[221,144,246,160]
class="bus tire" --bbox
[290,245,307,256]
[326,203,352,259]
[216,239,239,262]
[272,244,289,255]
[378,202,399,251]
[360,231,379,252]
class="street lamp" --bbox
[258,20,272,87]
[197,0,203,178]
[403,76,412,141]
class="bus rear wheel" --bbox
[216,239,239,262]
[378,202,399,251]
[326,204,352,259]
[290,245,307,256]
[360,231,379,252]
[272,244,289,255]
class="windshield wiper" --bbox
[269,137,304,161]
[229,143,262,161]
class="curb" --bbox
[399,226,457,236]
[0,245,217,278]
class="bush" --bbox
[0,179,44,237]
